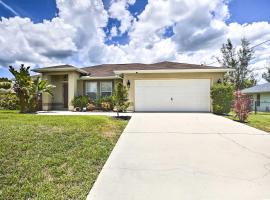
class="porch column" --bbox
[68,72,80,110]
[42,74,52,111]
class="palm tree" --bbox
[9,64,54,113]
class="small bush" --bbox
[0,82,12,90]
[211,83,234,114]
[0,93,19,110]
[100,102,111,111]
[233,90,252,122]
[87,103,96,111]
[72,96,89,110]
[98,96,115,111]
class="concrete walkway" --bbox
[87,113,270,200]
[37,111,134,117]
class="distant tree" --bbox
[0,78,12,94]
[0,77,11,82]
[262,67,270,82]
[219,39,238,83]
[0,77,19,110]
[9,64,54,113]
[219,38,254,89]
[243,73,257,88]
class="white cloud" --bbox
[108,0,135,35]
[0,16,77,67]
[0,0,269,84]
[110,26,118,37]
[0,0,110,68]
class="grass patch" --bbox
[0,110,128,199]
[227,112,270,133]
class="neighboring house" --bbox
[242,83,270,112]
[32,61,232,112]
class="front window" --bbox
[100,81,112,97]
[256,94,260,107]
[85,82,97,100]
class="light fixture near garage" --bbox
[127,80,131,89]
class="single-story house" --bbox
[33,61,232,112]
[242,83,270,112]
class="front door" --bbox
[63,83,68,108]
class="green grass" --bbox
[0,110,128,200]
[227,112,270,133]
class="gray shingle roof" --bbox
[242,83,270,94]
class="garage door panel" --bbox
[135,79,210,112]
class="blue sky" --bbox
[228,0,270,24]
[1,0,269,24]
[1,0,269,45]
[0,0,58,22]
[0,0,270,79]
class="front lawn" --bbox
[0,111,128,199]
[227,112,270,133]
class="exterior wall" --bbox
[50,75,66,109]
[251,93,270,112]
[77,80,84,96]
[123,72,224,112]
[68,72,80,110]
[41,71,80,111]
[41,71,225,112]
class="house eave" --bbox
[114,68,234,74]
[32,68,88,74]
[79,76,119,80]
[243,91,270,94]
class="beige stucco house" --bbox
[33,61,232,112]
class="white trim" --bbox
[79,76,118,80]
[33,68,88,74]
[114,68,234,74]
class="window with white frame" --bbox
[85,82,97,100]
[100,81,113,97]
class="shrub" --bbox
[87,103,96,111]
[211,83,234,114]
[0,81,12,90]
[98,96,115,111]
[100,101,111,111]
[114,82,130,116]
[0,93,19,110]
[233,90,252,122]
[72,96,89,110]
[8,64,54,113]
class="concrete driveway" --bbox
[87,113,270,200]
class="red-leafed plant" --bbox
[233,90,252,122]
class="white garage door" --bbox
[135,79,210,112]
